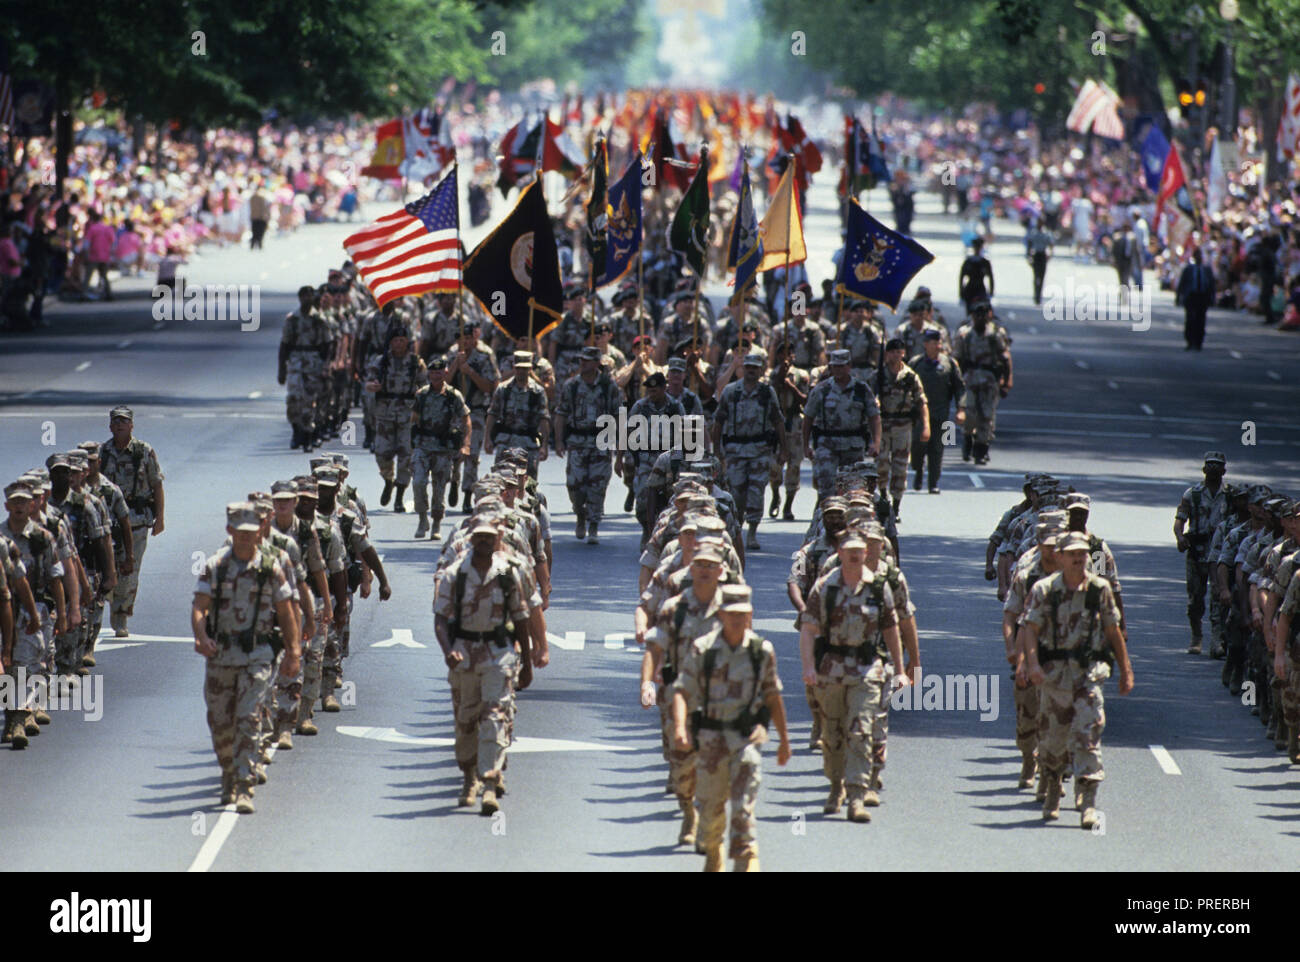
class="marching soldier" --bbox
[278,285,330,450]
[621,372,685,537]
[657,290,710,366]
[713,354,785,550]
[767,341,810,521]
[549,282,594,385]
[411,357,472,541]
[445,320,500,507]
[292,476,346,737]
[953,298,1011,465]
[1175,451,1228,655]
[908,330,964,494]
[803,350,881,503]
[365,321,428,512]
[798,527,909,822]
[192,503,301,813]
[555,346,623,544]
[46,451,111,678]
[433,520,535,815]
[836,300,885,378]
[100,405,164,638]
[894,298,949,359]
[873,338,929,519]
[415,292,463,364]
[1021,531,1134,828]
[77,440,131,667]
[671,584,789,872]
[485,352,551,478]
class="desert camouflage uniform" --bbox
[99,437,162,629]
[5,520,62,718]
[445,341,499,496]
[488,376,550,476]
[770,320,824,369]
[874,362,926,502]
[837,319,885,375]
[800,568,897,794]
[626,393,686,505]
[1004,558,1054,761]
[367,349,428,485]
[767,365,811,492]
[432,553,529,778]
[611,307,656,357]
[300,512,345,726]
[1176,480,1227,644]
[271,514,324,739]
[551,310,592,386]
[714,379,781,525]
[85,473,129,654]
[196,544,293,795]
[281,306,330,437]
[49,490,107,674]
[673,627,781,859]
[324,507,370,690]
[411,384,469,523]
[1023,571,1122,784]
[417,306,460,361]
[804,377,880,500]
[952,321,1010,446]
[556,370,622,529]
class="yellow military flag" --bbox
[757,160,806,272]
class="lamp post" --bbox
[1219,0,1238,139]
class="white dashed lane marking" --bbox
[1139,404,1154,415]
[1149,745,1182,775]
[75,361,91,372]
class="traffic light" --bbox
[1177,77,1194,111]
[1194,79,1207,107]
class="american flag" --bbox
[0,43,13,130]
[344,165,461,307]
[1279,74,1300,161]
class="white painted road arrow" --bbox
[338,726,637,753]
[370,628,425,648]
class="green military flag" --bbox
[668,146,710,277]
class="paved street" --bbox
[3,180,1298,872]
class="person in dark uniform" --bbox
[1176,248,1216,351]
[908,330,965,494]
[958,237,994,314]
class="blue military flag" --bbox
[596,151,643,287]
[836,199,933,310]
[1139,123,1172,194]
[726,159,763,305]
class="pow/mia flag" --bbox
[463,178,564,340]
[668,145,710,277]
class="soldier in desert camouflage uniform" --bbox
[671,584,789,872]
[952,299,1011,465]
[1174,451,1228,655]
[366,321,428,512]
[444,320,500,506]
[192,503,301,813]
[802,350,881,502]
[433,521,533,815]
[1021,531,1134,828]
[555,346,623,545]
[873,338,929,517]
[411,357,471,540]
[77,441,131,667]
[485,353,551,478]
[766,340,810,522]
[799,528,909,823]
[713,354,784,550]
[278,285,330,450]
[99,404,164,638]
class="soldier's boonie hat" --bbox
[226,502,261,532]
[109,405,134,420]
[313,466,340,487]
[666,357,688,372]
[1063,493,1091,511]
[742,353,764,367]
[1056,531,1090,552]
[1203,451,1227,465]
[512,351,533,369]
[45,453,71,470]
[4,482,34,501]
[427,355,447,370]
[271,480,298,499]
[1036,523,1063,546]
[579,346,601,361]
[692,541,724,564]
[828,349,851,365]
[719,584,753,613]
[644,371,667,387]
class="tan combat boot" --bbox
[823,780,845,815]
[703,844,724,872]
[297,717,319,736]
[1079,780,1100,830]
[220,773,235,806]
[458,764,481,807]
[24,711,41,736]
[34,708,52,725]
[235,784,255,815]
[869,767,883,791]
[847,789,872,824]
[276,731,293,751]
[733,855,760,872]
[254,764,267,785]
[1018,751,1037,789]
[677,798,698,846]
[480,771,500,816]
[1042,771,1062,821]
[321,692,341,712]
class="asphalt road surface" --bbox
[3,178,1298,872]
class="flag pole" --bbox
[690,272,701,394]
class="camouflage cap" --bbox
[1063,493,1091,511]
[695,515,727,532]
[309,456,333,470]
[226,501,261,532]
[822,496,848,515]
[579,346,601,361]
[851,460,878,478]
[860,521,886,541]
[470,520,499,537]
[313,466,341,487]
[838,528,868,550]
[1263,496,1290,515]
[673,482,707,500]
[76,441,101,459]
[109,405,134,420]
[249,497,273,517]
[828,349,851,366]
[1037,509,1067,525]
[1056,531,1090,552]
[329,453,349,468]
[65,450,89,469]
[684,460,715,479]
[271,480,299,499]
[666,357,688,372]
[1281,499,1300,519]
[685,495,714,512]
[292,475,318,498]
[44,453,71,470]
[718,584,753,613]
[678,515,702,535]
[21,471,49,492]
[1036,523,1064,546]
[1249,485,1274,505]
[4,482,34,501]
[692,541,725,564]
[1203,451,1227,465]
[512,351,534,369]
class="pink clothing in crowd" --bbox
[84,221,117,263]
[0,238,21,278]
